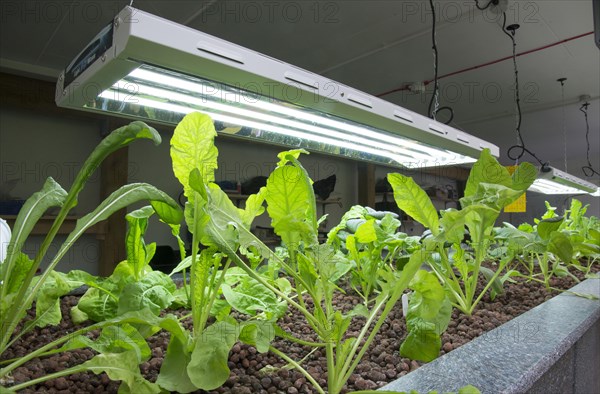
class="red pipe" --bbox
[376,31,594,98]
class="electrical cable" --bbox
[580,102,600,177]
[427,0,455,125]
[562,193,589,211]
[428,0,440,120]
[475,0,497,10]
[558,78,568,173]
[376,32,593,99]
[502,12,548,168]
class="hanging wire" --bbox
[129,0,134,7]
[558,78,568,172]
[475,0,497,10]
[502,13,548,168]
[580,102,600,176]
[428,0,440,120]
[427,0,454,125]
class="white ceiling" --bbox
[1,0,599,179]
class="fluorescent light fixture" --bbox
[56,6,498,169]
[528,166,598,195]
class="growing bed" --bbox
[4,268,597,393]
[2,114,598,394]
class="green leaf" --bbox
[541,201,557,220]
[377,213,402,239]
[239,187,266,228]
[0,178,66,289]
[81,350,161,393]
[275,149,308,167]
[56,183,181,270]
[459,385,482,394]
[63,121,161,217]
[354,219,378,243]
[439,209,466,244]
[511,162,538,191]
[188,321,239,390]
[461,183,525,210]
[480,266,504,300]
[548,232,573,263]
[59,324,151,362]
[77,287,119,322]
[400,320,441,362]
[537,216,564,240]
[70,305,89,324]
[35,270,85,327]
[464,148,512,197]
[401,270,452,362]
[239,321,275,353]
[388,173,439,234]
[117,271,176,316]
[266,164,317,248]
[588,228,600,243]
[3,252,35,298]
[327,205,369,244]
[223,267,287,318]
[169,254,197,276]
[407,270,446,320]
[518,222,534,232]
[192,185,264,254]
[346,219,367,234]
[125,206,155,279]
[156,329,196,393]
[171,112,219,201]
[463,205,500,253]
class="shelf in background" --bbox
[2,215,106,236]
[375,191,458,203]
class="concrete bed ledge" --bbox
[380,278,600,394]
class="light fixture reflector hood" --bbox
[56,6,498,169]
[529,166,598,195]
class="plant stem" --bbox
[0,208,69,352]
[276,330,327,347]
[340,297,387,384]
[225,250,320,328]
[469,260,508,315]
[269,346,325,394]
[9,364,86,391]
[0,320,105,377]
[326,342,337,394]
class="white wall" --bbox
[1,106,103,274]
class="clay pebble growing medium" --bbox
[3,266,596,394]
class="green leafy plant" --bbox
[556,199,600,276]
[400,270,452,362]
[0,121,183,391]
[148,112,279,392]
[328,206,421,305]
[2,309,192,393]
[388,149,537,316]
[153,112,441,394]
[495,200,599,295]
[61,206,180,323]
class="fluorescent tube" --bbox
[528,166,598,195]
[56,6,498,169]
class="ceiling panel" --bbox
[0,0,598,182]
